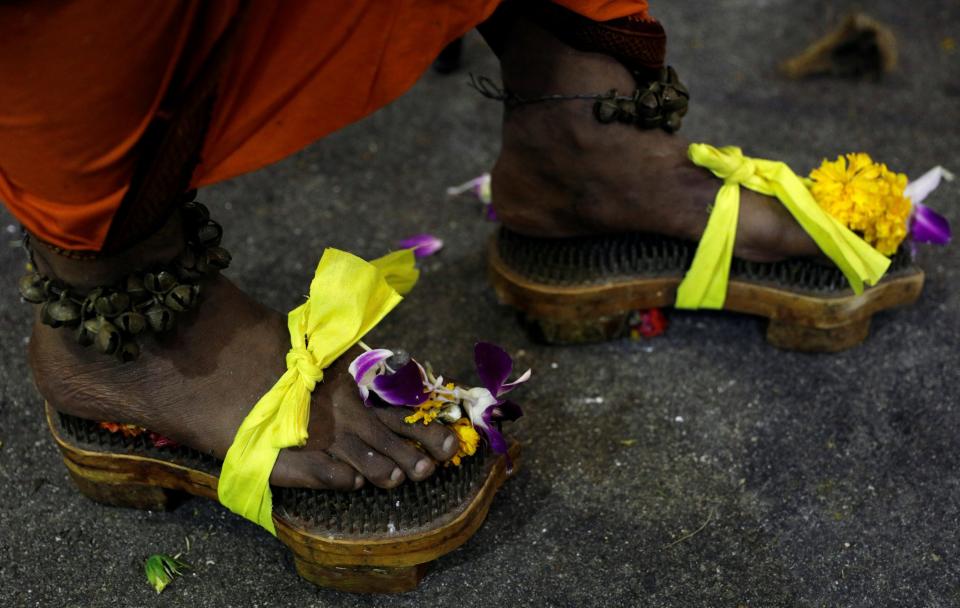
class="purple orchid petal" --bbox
[484,204,498,222]
[398,234,443,258]
[474,342,531,396]
[480,405,514,472]
[480,417,510,455]
[348,349,394,385]
[498,369,531,395]
[488,399,523,423]
[474,342,513,396]
[904,166,953,206]
[910,202,952,245]
[370,360,428,406]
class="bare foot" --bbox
[492,18,820,263]
[28,224,457,491]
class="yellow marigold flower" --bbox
[447,418,479,467]
[808,152,912,255]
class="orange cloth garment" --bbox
[0,0,650,251]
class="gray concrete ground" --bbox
[1,1,959,606]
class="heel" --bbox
[65,462,189,511]
[293,555,430,594]
[766,317,871,352]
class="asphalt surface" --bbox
[1,1,959,606]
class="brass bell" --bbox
[145,304,175,332]
[197,221,223,247]
[95,292,131,317]
[116,311,147,335]
[96,320,122,355]
[81,288,103,315]
[144,271,177,294]
[46,294,81,325]
[17,273,46,303]
[164,284,197,312]
[615,99,637,123]
[40,302,63,328]
[116,340,140,362]
[83,317,102,336]
[593,100,619,124]
[204,246,232,270]
[660,86,686,114]
[637,88,660,115]
[75,324,95,347]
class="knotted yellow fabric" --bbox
[218,247,419,534]
[676,144,892,309]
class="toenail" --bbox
[353,474,364,490]
[414,459,432,476]
[442,435,455,454]
[390,467,403,482]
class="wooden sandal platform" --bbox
[46,403,520,594]
[488,227,924,352]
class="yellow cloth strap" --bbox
[217,247,419,534]
[676,144,892,309]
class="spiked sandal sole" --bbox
[46,404,519,594]
[488,228,924,352]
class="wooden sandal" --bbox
[488,227,923,352]
[46,403,520,594]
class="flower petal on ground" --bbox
[398,234,443,258]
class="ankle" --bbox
[20,198,232,362]
[30,212,188,290]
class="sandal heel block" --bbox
[63,462,190,511]
[765,316,871,353]
[46,404,217,511]
[489,228,925,352]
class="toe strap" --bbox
[218,248,418,534]
[676,144,891,309]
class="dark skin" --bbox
[28,17,820,493]
[492,18,820,262]
[29,221,459,491]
